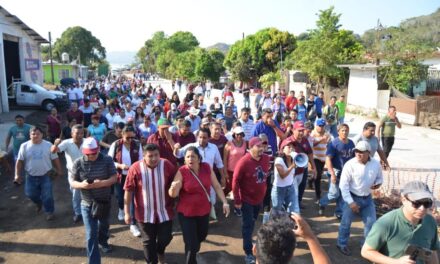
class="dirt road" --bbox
[0,110,369,264]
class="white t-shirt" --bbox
[273,157,296,187]
[105,113,116,129]
[17,140,58,176]
[112,114,128,124]
[74,87,83,99]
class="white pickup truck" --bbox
[7,82,69,111]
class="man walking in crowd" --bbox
[252,108,285,156]
[14,126,62,221]
[377,106,402,157]
[124,144,177,264]
[319,124,355,218]
[362,181,439,264]
[109,125,143,237]
[335,95,346,124]
[323,96,339,138]
[336,141,383,256]
[147,118,177,164]
[233,137,271,264]
[51,124,85,223]
[71,137,117,263]
[239,107,255,141]
[353,122,390,169]
[5,114,32,162]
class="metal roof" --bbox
[0,5,48,43]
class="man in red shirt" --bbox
[147,118,177,164]
[233,137,270,264]
[66,102,84,125]
[124,143,177,264]
[280,121,317,207]
[285,90,298,112]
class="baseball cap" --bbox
[157,118,171,128]
[233,126,244,134]
[293,121,305,130]
[354,141,371,152]
[279,140,294,151]
[249,137,263,148]
[316,118,326,126]
[401,181,433,201]
[201,117,210,125]
[82,137,99,155]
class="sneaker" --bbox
[46,213,54,221]
[234,207,242,217]
[336,245,351,256]
[130,224,141,237]
[99,243,112,253]
[209,205,217,220]
[318,206,325,216]
[73,215,82,223]
[245,254,256,264]
[118,209,124,221]
[334,214,342,220]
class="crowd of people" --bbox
[5,76,439,264]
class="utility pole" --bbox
[48,32,55,84]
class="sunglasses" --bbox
[235,133,245,137]
[406,196,433,209]
[126,136,136,140]
[262,141,268,145]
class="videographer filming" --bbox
[361,181,439,264]
[254,211,331,264]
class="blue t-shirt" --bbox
[252,120,280,155]
[314,97,324,114]
[295,104,308,122]
[8,124,32,155]
[88,123,106,142]
[326,138,355,171]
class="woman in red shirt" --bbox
[169,146,229,264]
[46,107,61,143]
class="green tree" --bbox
[259,72,282,91]
[224,28,296,82]
[195,49,225,81]
[53,26,106,65]
[288,6,364,89]
[166,31,199,53]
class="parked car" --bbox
[60,77,78,87]
[7,82,68,111]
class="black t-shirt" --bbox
[72,154,117,203]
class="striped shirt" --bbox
[240,118,255,141]
[124,159,177,224]
[72,153,117,203]
[311,130,330,162]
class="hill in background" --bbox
[206,43,230,54]
[362,8,440,50]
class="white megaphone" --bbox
[290,151,309,168]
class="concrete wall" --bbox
[0,14,43,113]
[347,68,378,109]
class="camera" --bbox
[269,209,298,230]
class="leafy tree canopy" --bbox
[53,26,106,65]
[224,28,296,82]
[287,6,364,88]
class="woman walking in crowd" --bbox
[169,146,230,264]
[223,126,248,196]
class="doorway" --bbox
[3,35,21,88]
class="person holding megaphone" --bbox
[279,121,317,209]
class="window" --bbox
[21,85,32,93]
[59,69,70,79]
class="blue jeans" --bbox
[319,169,343,217]
[271,184,299,213]
[298,168,308,202]
[115,179,136,224]
[68,175,82,216]
[338,116,345,125]
[81,203,110,264]
[241,202,261,255]
[329,124,338,138]
[337,195,376,247]
[244,96,250,109]
[25,174,54,213]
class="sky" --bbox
[1,0,439,53]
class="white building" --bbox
[338,64,390,118]
[0,5,47,113]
